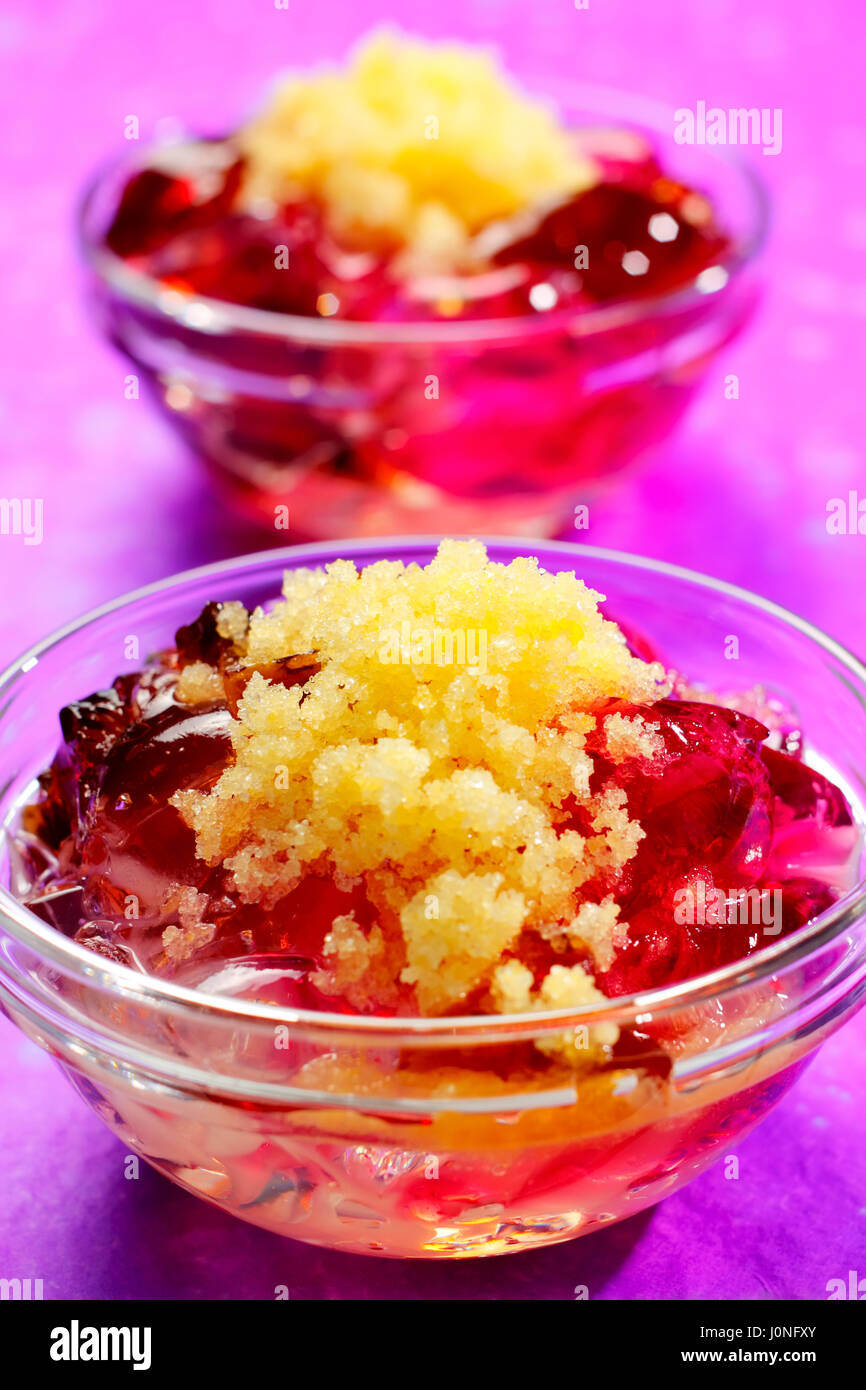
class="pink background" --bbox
[1,0,864,1299]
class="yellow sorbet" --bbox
[173,540,669,1027]
[236,29,596,265]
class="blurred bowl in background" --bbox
[78,85,768,540]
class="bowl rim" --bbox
[76,79,770,349]
[1,536,864,1040]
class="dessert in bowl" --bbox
[1,539,863,1259]
[79,32,765,538]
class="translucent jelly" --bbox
[22,543,858,1028]
[101,34,730,322]
[11,542,864,1259]
[103,136,729,324]
[84,33,756,539]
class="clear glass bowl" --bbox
[77,85,767,540]
[1,539,863,1259]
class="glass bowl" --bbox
[1,539,863,1260]
[77,84,767,541]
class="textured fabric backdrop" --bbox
[0,0,864,1299]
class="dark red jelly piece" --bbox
[82,697,234,915]
[601,899,763,996]
[610,1025,673,1079]
[604,870,841,996]
[105,140,245,259]
[762,747,852,829]
[583,698,786,995]
[175,600,249,669]
[770,876,838,932]
[591,699,774,902]
[101,125,731,320]
[145,206,330,316]
[37,663,234,923]
[589,701,855,996]
[98,702,233,810]
[494,182,728,302]
[48,683,135,832]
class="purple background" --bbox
[1,0,864,1299]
